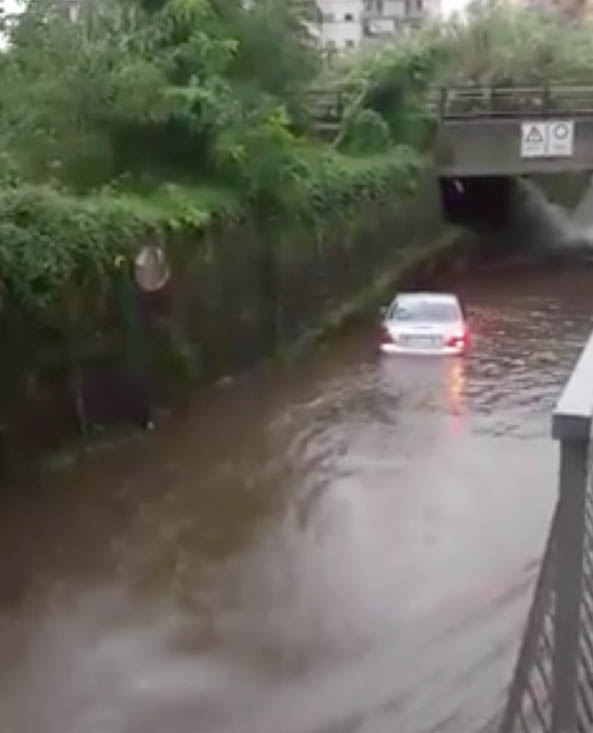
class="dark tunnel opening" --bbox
[438,171,593,267]
[439,176,513,232]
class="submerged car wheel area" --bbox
[380,292,469,356]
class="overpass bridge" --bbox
[308,85,593,177]
[435,86,593,177]
[432,86,593,228]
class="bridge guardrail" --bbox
[435,86,593,121]
[305,84,593,133]
[499,332,593,733]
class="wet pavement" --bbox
[1,266,593,733]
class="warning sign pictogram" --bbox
[524,125,545,144]
[548,120,574,155]
[551,122,569,140]
[521,121,547,157]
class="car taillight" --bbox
[380,325,394,344]
[446,329,468,348]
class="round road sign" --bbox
[551,122,569,140]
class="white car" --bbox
[379,292,469,356]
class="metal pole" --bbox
[552,437,588,733]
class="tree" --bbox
[436,0,593,86]
[0,0,321,189]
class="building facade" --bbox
[316,0,441,52]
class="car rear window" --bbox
[391,300,460,323]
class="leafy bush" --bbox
[212,104,305,207]
[297,147,423,224]
[0,186,142,322]
[0,180,241,326]
[340,109,393,155]
[0,145,424,328]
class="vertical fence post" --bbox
[543,85,551,118]
[552,437,588,733]
[439,86,446,121]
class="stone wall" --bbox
[0,168,448,463]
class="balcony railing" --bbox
[499,331,593,733]
[362,14,423,35]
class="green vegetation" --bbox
[0,0,428,324]
[9,0,586,326]
[1,0,319,191]
[0,0,588,436]
[435,1,593,86]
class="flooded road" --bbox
[2,266,593,733]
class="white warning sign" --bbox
[521,121,547,157]
[520,120,574,158]
[547,119,574,156]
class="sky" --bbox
[1,0,22,15]
[443,0,469,15]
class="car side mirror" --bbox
[379,306,387,318]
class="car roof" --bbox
[394,292,460,304]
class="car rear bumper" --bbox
[380,343,464,357]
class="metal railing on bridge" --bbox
[435,86,593,121]
[305,85,593,133]
[499,333,593,733]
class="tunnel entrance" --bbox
[440,176,513,231]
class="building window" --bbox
[415,0,422,9]
[326,39,337,50]
[322,12,335,21]
[344,12,354,20]
[345,39,356,47]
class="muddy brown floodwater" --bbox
[1,266,593,733]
